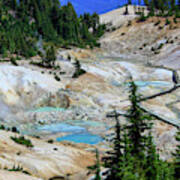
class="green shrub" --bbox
[151,47,155,51]
[59,71,66,75]
[165,18,171,25]
[11,126,19,133]
[10,57,18,66]
[173,17,177,24]
[8,165,30,175]
[54,75,61,81]
[111,27,117,31]
[16,56,21,60]
[154,50,160,54]
[72,60,86,78]
[67,54,71,61]
[47,139,54,144]
[157,43,164,49]
[0,124,5,130]
[11,136,34,148]
[158,26,163,30]
[138,13,147,22]
[127,20,132,26]
[175,11,180,18]
[154,20,161,26]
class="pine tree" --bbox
[94,149,101,180]
[104,81,175,180]
[128,0,132,5]
[72,59,86,78]
[173,128,180,179]
[0,0,104,58]
[103,111,124,180]
[91,13,99,34]
[42,45,56,67]
[126,82,153,158]
[124,4,129,15]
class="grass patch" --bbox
[11,136,34,148]
[157,43,164,50]
[7,165,30,175]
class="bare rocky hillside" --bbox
[0,5,180,180]
[100,5,180,67]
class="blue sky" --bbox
[60,0,145,15]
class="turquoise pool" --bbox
[37,123,86,133]
[134,81,171,87]
[57,133,103,145]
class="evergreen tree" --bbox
[128,0,132,5]
[103,111,124,180]
[94,149,101,180]
[42,45,56,67]
[91,13,99,34]
[72,59,86,78]
[124,4,129,15]
[173,128,180,179]
[0,0,105,58]
[126,82,153,157]
[104,81,175,180]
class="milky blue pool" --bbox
[111,80,172,88]
[57,132,103,144]
[36,122,103,144]
[37,123,86,133]
[134,81,172,87]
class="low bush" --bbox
[154,20,161,26]
[165,18,171,25]
[127,20,132,26]
[11,136,34,148]
[8,165,30,175]
[54,75,61,81]
[72,60,86,78]
[0,124,5,130]
[158,26,163,30]
[10,57,18,66]
[157,43,164,49]
[47,139,54,144]
[11,126,19,133]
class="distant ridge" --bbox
[61,0,145,15]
